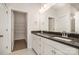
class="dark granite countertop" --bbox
[31,31,79,49]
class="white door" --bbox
[0,4,8,54]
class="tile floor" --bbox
[11,48,36,55]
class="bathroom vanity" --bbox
[31,4,79,55]
[32,31,79,55]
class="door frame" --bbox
[11,9,28,51]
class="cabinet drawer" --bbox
[47,39,78,55]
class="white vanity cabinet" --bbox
[43,38,64,55]
[32,34,38,54]
[47,39,79,55]
[41,37,55,55]
[40,37,45,55]
[43,43,54,55]
[32,34,79,55]
[43,44,64,55]
[32,34,41,55]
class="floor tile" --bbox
[11,48,36,55]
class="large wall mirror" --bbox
[40,3,79,33]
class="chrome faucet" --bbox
[41,30,43,34]
[62,31,68,37]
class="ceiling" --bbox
[49,3,79,11]
[70,3,79,10]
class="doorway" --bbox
[11,10,27,51]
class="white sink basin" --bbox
[53,37,72,41]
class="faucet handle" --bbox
[62,31,68,37]
[62,31,67,37]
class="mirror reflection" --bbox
[40,3,79,33]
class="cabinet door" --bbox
[54,49,64,55]
[32,35,38,54]
[40,37,46,55]
[36,36,41,55]
[32,34,41,55]
[40,41,44,55]
[47,39,78,55]
[36,43,41,55]
[43,43,54,55]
